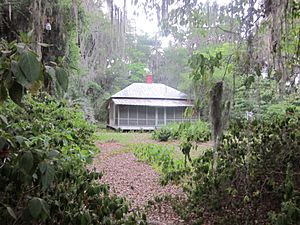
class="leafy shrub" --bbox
[177,107,300,224]
[0,94,146,225]
[185,120,210,142]
[269,164,300,225]
[133,144,180,173]
[263,95,300,119]
[0,39,69,105]
[152,127,172,141]
[166,122,182,139]
[152,120,210,143]
[132,144,189,184]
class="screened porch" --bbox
[109,103,199,130]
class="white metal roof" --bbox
[112,83,188,99]
[112,98,193,107]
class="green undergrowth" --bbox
[0,94,146,225]
[132,144,191,185]
[174,107,300,225]
[152,120,210,142]
[133,106,300,225]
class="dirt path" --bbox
[92,142,186,225]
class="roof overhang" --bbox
[112,98,193,107]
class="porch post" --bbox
[117,105,120,127]
[155,107,158,127]
[137,106,139,126]
[112,103,115,126]
[127,106,129,126]
[146,107,148,126]
[164,107,166,125]
[173,107,175,122]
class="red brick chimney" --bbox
[146,74,153,84]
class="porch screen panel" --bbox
[147,107,155,126]
[175,107,184,122]
[115,105,118,125]
[157,107,164,126]
[119,105,129,125]
[129,106,138,126]
[138,106,146,126]
[166,107,175,123]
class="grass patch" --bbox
[159,141,211,162]
[95,130,153,145]
[95,130,211,161]
[106,147,132,156]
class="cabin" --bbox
[108,78,199,130]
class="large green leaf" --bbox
[0,136,6,150]
[40,198,50,218]
[38,161,47,174]
[47,150,60,159]
[0,83,8,103]
[18,51,41,83]
[44,66,55,88]
[11,61,30,88]
[39,162,55,189]
[55,67,68,92]
[20,151,33,173]
[28,198,42,219]
[8,82,23,105]
[0,115,8,125]
[45,66,55,79]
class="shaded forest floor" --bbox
[93,142,185,224]
[91,131,211,225]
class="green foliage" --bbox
[175,107,300,224]
[184,120,211,142]
[233,82,300,120]
[152,120,210,143]
[189,51,222,82]
[133,144,179,173]
[262,95,300,119]
[55,67,69,92]
[128,62,148,83]
[270,164,300,225]
[0,39,69,105]
[179,137,193,167]
[152,127,172,141]
[0,94,146,224]
[133,144,188,185]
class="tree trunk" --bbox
[31,0,42,58]
[210,81,223,174]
